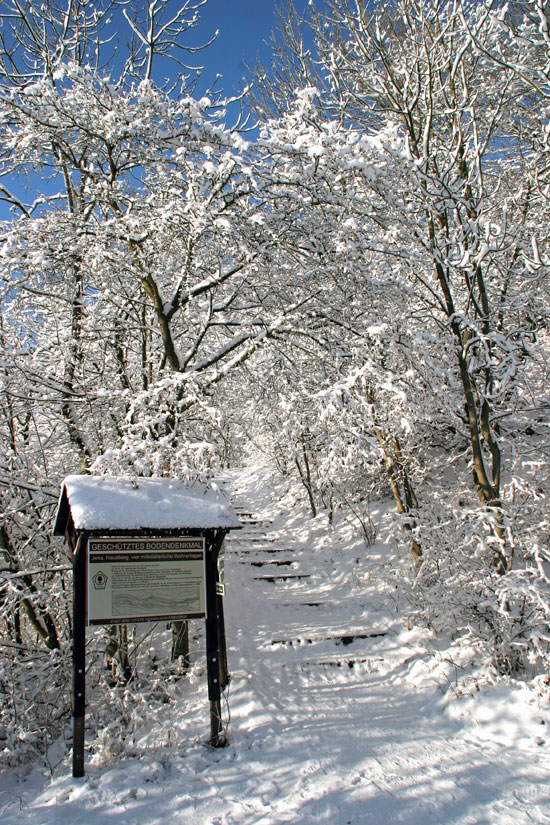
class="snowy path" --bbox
[221,468,550,825]
[1,466,550,824]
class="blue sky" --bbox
[0,0,315,218]
[187,0,312,97]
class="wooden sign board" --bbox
[87,536,206,625]
[54,474,242,776]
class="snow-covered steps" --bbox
[269,631,389,646]
[223,471,395,689]
[265,631,389,671]
[250,559,294,567]
[252,573,311,583]
[229,548,288,559]
[284,657,385,672]
[232,514,273,528]
[225,489,376,680]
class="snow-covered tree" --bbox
[0,0,277,759]
[245,0,550,676]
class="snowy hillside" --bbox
[1,467,549,825]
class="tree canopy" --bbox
[1,0,549,765]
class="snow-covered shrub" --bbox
[91,373,220,482]
[406,457,550,681]
[0,647,70,767]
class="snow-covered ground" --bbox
[1,466,549,824]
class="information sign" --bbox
[87,537,206,625]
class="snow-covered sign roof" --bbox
[53,475,241,534]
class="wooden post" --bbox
[205,530,228,747]
[72,532,87,777]
[217,564,229,691]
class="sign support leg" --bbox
[205,531,227,747]
[72,533,87,777]
[217,589,229,691]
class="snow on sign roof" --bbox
[54,475,241,534]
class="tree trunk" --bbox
[171,620,190,671]
[105,624,133,683]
